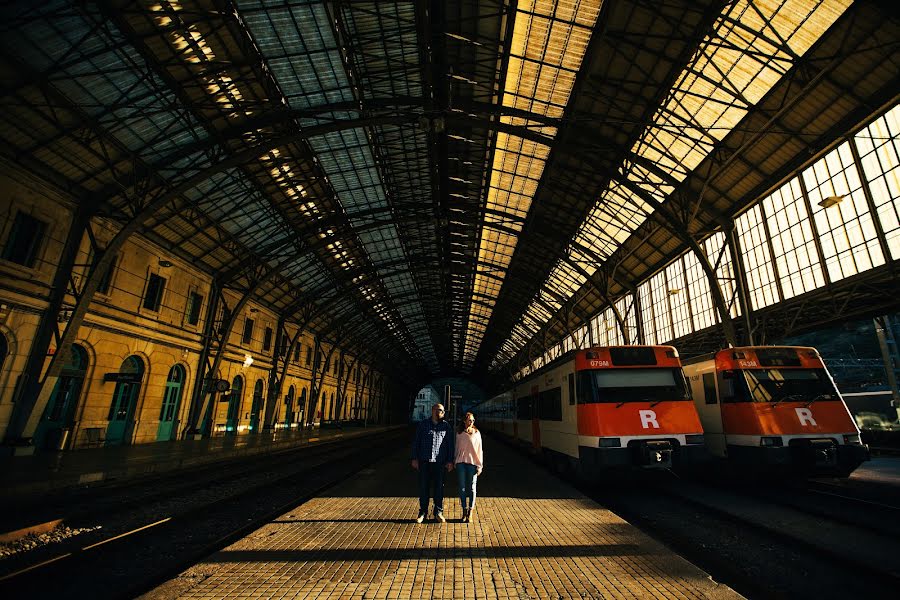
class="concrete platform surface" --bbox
[145,437,743,600]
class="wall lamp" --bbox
[818,195,845,209]
[158,259,173,267]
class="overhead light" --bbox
[818,195,845,209]
[667,288,681,296]
[243,354,254,368]
[158,259,173,267]
[249,308,258,313]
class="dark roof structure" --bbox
[1,0,898,392]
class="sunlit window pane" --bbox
[763,178,825,299]
[737,205,779,309]
[804,141,885,282]
[639,281,656,345]
[855,103,900,260]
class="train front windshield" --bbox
[586,368,691,403]
[731,368,839,404]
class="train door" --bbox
[156,364,185,441]
[690,366,727,457]
[531,385,541,450]
[106,356,144,446]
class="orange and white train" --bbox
[682,346,869,476]
[478,346,707,477]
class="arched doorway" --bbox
[298,388,307,426]
[106,355,144,446]
[249,379,264,433]
[329,391,335,422]
[285,385,295,426]
[34,344,87,450]
[225,375,243,434]
[156,365,185,441]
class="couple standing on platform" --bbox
[410,403,484,523]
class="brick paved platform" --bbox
[145,438,742,600]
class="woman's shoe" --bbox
[468,507,475,523]
[462,508,470,523]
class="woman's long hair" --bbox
[458,411,478,434]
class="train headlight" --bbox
[843,434,861,444]
[599,438,621,448]
[685,434,705,445]
[759,436,783,447]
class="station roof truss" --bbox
[0,0,897,388]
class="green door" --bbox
[34,345,87,450]
[156,365,185,441]
[249,379,264,433]
[225,376,243,435]
[284,386,295,426]
[106,356,144,446]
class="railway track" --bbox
[598,476,900,600]
[0,429,408,599]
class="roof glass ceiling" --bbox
[1,1,211,189]
[462,0,603,371]
[494,0,852,370]
[239,0,437,368]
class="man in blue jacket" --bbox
[411,403,454,523]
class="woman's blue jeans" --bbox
[456,463,478,510]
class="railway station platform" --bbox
[0,424,393,501]
[146,438,743,600]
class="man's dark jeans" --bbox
[418,461,445,515]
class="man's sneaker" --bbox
[434,512,446,523]
[415,513,426,524]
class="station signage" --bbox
[103,372,142,383]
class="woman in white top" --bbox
[454,411,484,523]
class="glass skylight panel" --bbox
[494,0,850,371]
[4,3,206,165]
[240,0,437,367]
[463,0,602,368]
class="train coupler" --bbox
[634,440,673,468]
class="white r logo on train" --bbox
[639,409,660,429]
[795,408,818,427]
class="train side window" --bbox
[538,387,562,421]
[577,371,594,403]
[703,372,717,405]
[516,396,531,420]
[568,373,575,405]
